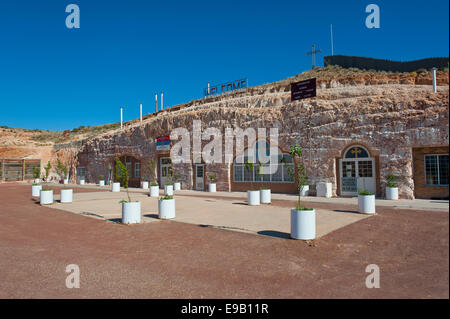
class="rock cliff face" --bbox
[74,82,448,199]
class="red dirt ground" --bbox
[0,183,448,298]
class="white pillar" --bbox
[140,103,142,122]
[155,93,158,113]
[120,106,123,129]
[432,68,437,93]
[161,92,164,110]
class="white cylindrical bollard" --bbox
[432,67,437,93]
[208,183,216,193]
[142,181,149,190]
[300,185,310,196]
[32,184,42,197]
[158,198,176,219]
[386,187,399,200]
[122,201,141,224]
[358,195,376,214]
[291,209,316,240]
[174,182,181,191]
[260,189,271,204]
[247,190,260,206]
[99,180,105,186]
[60,189,73,203]
[112,182,120,192]
[40,189,53,205]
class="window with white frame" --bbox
[425,154,449,186]
[233,141,294,183]
[134,162,141,178]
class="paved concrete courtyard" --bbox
[48,188,371,239]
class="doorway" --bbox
[195,164,205,191]
[160,157,172,187]
[339,146,376,196]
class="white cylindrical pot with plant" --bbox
[122,201,141,224]
[60,188,73,203]
[63,178,68,185]
[164,184,174,196]
[112,182,120,192]
[300,185,309,196]
[291,208,316,240]
[79,179,85,185]
[260,188,271,204]
[247,190,260,206]
[99,180,105,186]
[150,184,159,197]
[34,178,40,184]
[40,189,53,205]
[158,196,176,219]
[208,183,216,192]
[174,182,181,191]
[385,173,399,200]
[142,181,149,190]
[32,184,42,197]
[358,191,376,214]
[386,187,398,200]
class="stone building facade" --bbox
[70,74,449,200]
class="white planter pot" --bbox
[358,195,376,214]
[34,178,40,184]
[112,182,120,192]
[316,182,332,198]
[40,189,53,205]
[247,190,260,206]
[63,179,68,185]
[174,182,181,191]
[142,181,149,190]
[122,201,141,224]
[300,185,309,196]
[60,189,73,203]
[164,184,174,196]
[260,189,271,204]
[32,184,42,197]
[158,198,176,219]
[208,183,216,193]
[150,185,159,197]
[79,179,85,185]
[386,187,398,200]
[99,180,105,186]
[291,209,316,240]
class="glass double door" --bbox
[340,159,376,196]
[160,157,172,187]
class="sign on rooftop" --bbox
[291,78,316,101]
[204,78,248,97]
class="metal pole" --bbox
[120,106,123,129]
[140,103,142,122]
[432,68,437,93]
[330,24,334,56]
[312,45,315,69]
[161,92,164,110]
[155,93,158,113]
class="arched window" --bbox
[233,141,294,183]
[344,146,369,159]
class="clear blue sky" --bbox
[0,0,448,131]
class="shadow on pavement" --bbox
[257,230,291,239]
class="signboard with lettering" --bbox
[291,78,316,101]
[204,78,248,97]
[156,136,170,151]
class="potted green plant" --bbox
[40,187,54,205]
[173,172,181,191]
[245,160,260,206]
[32,165,40,184]
[148,160,159,197]
[44,161,51,182]
[385,174,398,200]
[164,167,174,196]
[116,157,141,224]
[358,189,376,214]
[158,195,176,219]
[257,160,271,204]
[208,173,216,192]
[99,175,105,186]
[56,159,68,184]
[111,160,121,192]
[281,144,315,240]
